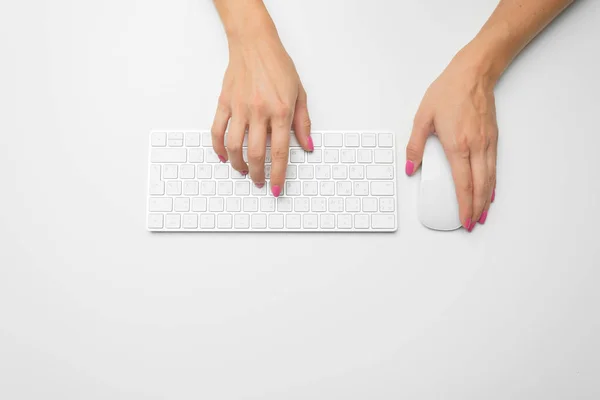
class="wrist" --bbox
[216,0,279,48]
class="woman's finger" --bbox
[247,118,268,187]
[226,116,248,173]
[470,143,489,225]
[211,102,230,162]
[445,138,475,231]
[269,119,291,197]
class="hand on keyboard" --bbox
[405,44,498,232]
[210,2,312,197]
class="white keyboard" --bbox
[147,131,397,232]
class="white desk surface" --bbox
[1,1,599,398]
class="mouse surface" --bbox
[418,135,462,230]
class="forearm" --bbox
[466,0,574,83]
[212,0,280,48]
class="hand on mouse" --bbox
[405,44,497,232]
[211,0,313,197]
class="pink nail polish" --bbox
[218,155,226,163]
[468,221,476,232]
[256,182,265,188]
[463,218,471,230]
[405,160,415,176]
[242,170,248,175]
[307,136,314,152]
[272,185,281,197]
[491,188,496,203]
[479,210,488,224]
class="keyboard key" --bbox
[182,213,198,229]
[362,133,376,147]
[366,165,394,180]
[345,133,359,147]
[337,214,352,229]
[185,132,201,147]
[337,182,352,196]
[349,166,364,180]
[149,182,165,195]
[197,165,211,179]
[235,181,250,196]
[289,135,301,147]
[320,182,335,196]
[315,166,331,179]
[303,214,318,229]
[286,214,301,229]
[209,197,224,212]
[285,165,297,179]
[374,149,394,164]
[320,214,335,229]
[370,182,395,196]
[231,169,246,179]
[165,214,181,229]
[265,165,271,179]
[380,198,395,212]
[201,181,216,195]
[180,165,195,179]
[166,181,182,195]
[354,182,369,196]
[226,197,241,212]
[260,197,275,212]
[311,198,327,212]
[174,197,190,212]
[378,133,393,148]
[252,184,267,196]
[151,132,167,147]
[307,150,322,163]
[192,197,207,212]
[243,198,258,212]
[277,197,293,212]
[324,149,339,163]
[303,181,318,196]
[298,165,314,179]
[217,214,233,229]
[328,197,344,212]
[205,148,220,163]
[290,149,304,163]
[341,149,356,163]
[148,213,164,229]
[163,164,178,179]
[357,149,373,163]
[372,214,395,229]
[214,164,229,179]
[188,148,204,162]
[354,214,370,229]
[218,181,233,196]
[151,148,186,163]
[183,181,199,196]
[311,133,322,147]
[251,214,267,229]
[234,214,250,229]
[269,214,284,229]
[324,133,343,147]
[149,165,161,183]
[286,181,301,196]
[200,214,215,229]
[346,198,360,212]
[294,197,310,212]
[202,132,212,146]
[363,198,378,212]
[332,165,348,180]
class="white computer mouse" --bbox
[418,135,462,230]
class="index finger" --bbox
[269,124,290,197]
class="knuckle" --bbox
[454,134,470,157]
[271,147,288,162]
[272,103,292,120]
[249,97,267,116]
[226,142,242,154]
[458,178,473,194]
[248,148,265,164]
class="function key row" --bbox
[151,132,394,148]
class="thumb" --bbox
[292,84,313,152]
[405,111,433,176]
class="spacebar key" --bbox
[151,148,187,163]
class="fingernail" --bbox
[463,218,470,230]
[479,210,488,224]
[218,155,226,163]
[256,182,265,188]
[307,136,314,152]
[272,185,281,197]
[241,170,248,175]
[468,221,476,232]
[491,188,496,203]
[405,160,415,176]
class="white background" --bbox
[1,0,599,399]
